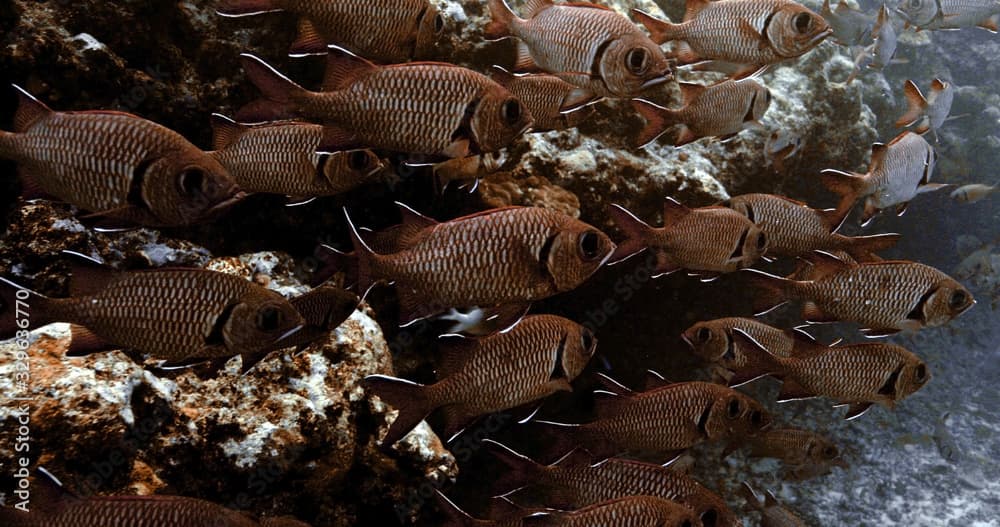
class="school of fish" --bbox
[0,0,992,524]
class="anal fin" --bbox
[289,18,327,56]
[776,377,815,402]
[66,325,116,357]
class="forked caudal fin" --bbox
[607,204,652,264]
[236,54,309,123]
[630,9,681,45]
[631,99,677,148]
[484,0,520,40]
[895,80,927,128]
[820,168,867,220]
[843,232,902,261]
[482,439,545,496]
[742,269,796,316]
[0,276,53,340]
[362,374,435,448]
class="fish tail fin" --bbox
[532,420,613,462]
[0,277,54,339]
[215,0,280,17]
[312,245,358,288]
[631,99,676,148]
[236,53,307,122]
[895,80,928,128]
[631,9,680,44]
[433,490,480,527]
[362,374,435,447]
[608,204,653,264]
[743,269,795,316]
[843,233,901,261]
[820,168,866,219]
[483,439,544,496]
[343,208,379,299]
[485,0,519,40]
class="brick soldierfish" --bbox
[484,0,674,98]
[845,5,897,83]
[346,203,615,324]
[0,468,302,526]
[609,198,767,280]
[730,329,931,419]
[208,114,383,203]
[721,193,901,260]
[486,440,739,527]
[895,79,955,139]
[735,427,848,479]
[237,48,533,158]
[277,283,359,351]
[0,261,304,373]
[747,254,975,336]
[363,315,597,446]
[896,0,1000,31]
[0,86,243,227]
[216,0,445,63]
[821,0,875,46]
[740,482,806,527]
[821,131,946,225]
[536,374,770,462]
[633,0,831,69]
[632,75,771,147]
[490,67,601,132]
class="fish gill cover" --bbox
[0,0,998,526]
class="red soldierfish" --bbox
[721,193,901,260]
[490,67,601,132]
[0,263,305,373]
[486,440,740,527]
[896,0,1000,31]
[346,203,615,325]
[740,482,807,527]
[237,49,533,158]
[609,198,768,280]
[484,0,674,98]
[216,0,445,63]
[632,75,771,147]
[363,315,597,446]
[895,78,955,139]
[634,0,831,70]
[0,86,243,227]
[747,253,975,336]
[736,427,848,480]
[209,115,383,203]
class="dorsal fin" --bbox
[552,447,594,468]
[593,372,634,396]
[12,85,53,132]
[799,251,852,280]
[684,0,711,21]
[764,490,779,507]
[822,0,832,15]
[323,46,378,92]
[835,0,852,14]
[396,201,439,229]
[644,369,672,390]
[563,2,613,10]
[524,0,555,17]
[437,334,480,378]
[561,86,600,113]
[490,65,518,87]
[930,78,948,93]
[662,197,692,225]
[63,251,121,297]
[868,142,888,172]
[677,82,706,105]
[209,113,248,150]
[32,467,79,510]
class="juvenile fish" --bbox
[485,0,674,98]
[737,427,848,478]
[0,262,304,372]
[763,130,803,174]
[950,183,997,204]
[821,0,875,46]
[432,151,507,193]
[238,49,533,158]
[736,330,930,419]
[821,131,945,225]
[0,469,278,527]
[634,0,831,70]
[0,86,242,227]
[722,193,901,260]
[609,198,767,280]
[490,67,601,132]
[632,76,771,147]
[934,412,962,464]
[487,440,739,527]
[537,374,771,462]
[364,315,597,445]
[845,4,897,83]
[748,254,975,335]
[895,79,955,139]
[896,0,1000,31]
[216,0,445,63]
[740,483,806,527]
[209,115,383,203]
[347,204,615,324]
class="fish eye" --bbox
[626,48,649,75]
[578,230,602,261]
[948,290,969,310]
[256,306,284,332]
[179,168,207,196]
[765,90,773,105]
[824,446,839,459]
[727,398,742,418]
[501,98,522,126]
[915,364,928,382]
[434,13,446,34]
[581,329,596,353]
[696,327,712,343]
[794,12,812,33]
[701,509,718,527]
[679,521,693,527]
[750,409,763,426]
[910,0,921,7]
[348,150,371,171]
[756,232,767,252]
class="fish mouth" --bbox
[641,75,672,90]
[809,27,834,46]
[274,324,305,344]
[210,190,248,213]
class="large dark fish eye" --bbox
[626,48,649,75]
[824,445,839,459]
[348,150,370,171]
[909,0,921,8]
[765,89,773,105]
[948,290,969,310]
[578,230,602,260]
[750,409,763,426]
[915,363,927,382]
[794,12,812,33]
[755,232,767,252]
[179,168,206,197]
[697,327,712,343]
[701,509,719,527]
[679,521,693,527]
[581,329,596,352]
[434,13,446,33]
[501,98,522,126]
[256,306,284,332]
[727,398,742,418]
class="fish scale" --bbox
[863,132,934,210]
[669,78,767,138]
[516,5,636,75]
[777,343,922,403]
[647,207,760,273]
[547,495,698,526]
[723,318,798,357]
[494,72,596,131]
[0,495,261,526]
[899,0,1000,28]
[674,2,780,63]
[745,428,840,465]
